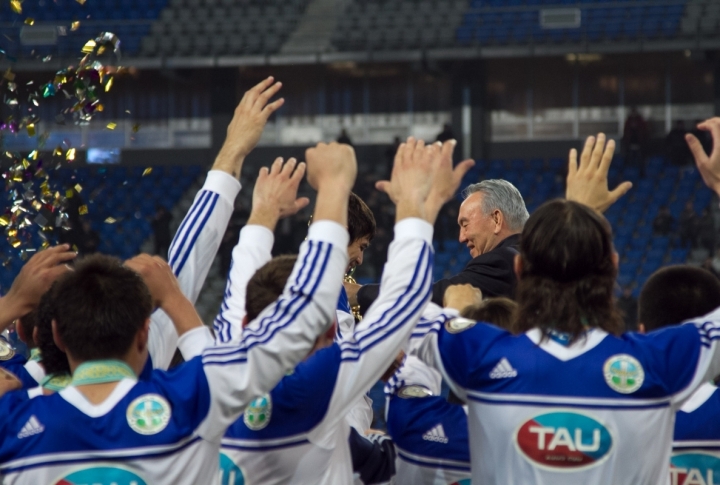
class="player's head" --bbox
[51,254,153,374]
[513,199,622,342]
[35,285,71,376]
[347,192,375,273]
[16,309,38,348]
[462,297,517,332]
[245,255,336,348]
[459,180,528,258]
[638,265,720,333]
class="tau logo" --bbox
[53,465,147,485]
[515,411,613,471]
[671,452,720,485]
[219,453,245,485]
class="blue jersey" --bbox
[0,351,37,389]
[412,306,720,485]
[673,383,720,485]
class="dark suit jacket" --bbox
[357,234,520,314]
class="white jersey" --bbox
[411,306,720,485]
[211,223,374,433]
[0,220,348,485]
[220,218,434,485]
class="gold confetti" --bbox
[78,205,88,215]
[3,69,15,82]
[105,77,113,92]
[28,150,37,160]
[66,148,76,161]
[106,122,117,130]
[81,40,96,54]
[72,244,79,253]
[24,17,34,25]
[142,167,152,177]
[32,201,42,211]
[21,159,29,169]
[97,46,106,56]
[53,147,63,157]
[71,21,80,31]
[74,183,82,193]
[104,217,117,224]
[10,0,21,14]
[76,0,86,4]
[26,123,35,137]
[41,241,50,249]
[95,103,104,112]
[0,215,10,227]
[66,189,73,198]
[132,123,140,133]
[9,238,21,248]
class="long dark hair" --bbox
[512,199,624,342]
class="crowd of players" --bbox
[0,77,720,484]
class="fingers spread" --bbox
[281,157,297,176]
[568,148,578,178]
[580,136,595,169]
[590,133,606,169]
[255,81,283,110]
[270,157,284,174]
[686,133,709,165]
[598,139,616,174]
[609,181,633,203]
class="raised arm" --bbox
[213,157,309,344]
[149,78,285,367]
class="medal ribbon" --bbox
[71,359,136,386]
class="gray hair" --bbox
[461,179,529,231]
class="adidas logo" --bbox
[17,415,44,439]
[489,358,517,379]
[422,424,448,444]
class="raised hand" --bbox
[443,283,483,311]
[686,118,720,196]
[305,142,358,228]
[124,254,181,309]
[214,76,285,178]
[566,133,632,213]
[425,140,475,223]
[0,245,76,330]
[248,157,310,231]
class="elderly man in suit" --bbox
[350,179,527,313]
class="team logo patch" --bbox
[0,339,14,361]
[53,465,147,485]
[244,394,272,431]
[671,451,720,485]
[126,394,171,435]
[445,317,476,334]
[219,452,246,485]
[515,410,614,471]
[603,354,644,394]
[397,385,433,399]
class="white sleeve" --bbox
[384,355,442,397]
[308,218,435,446]
[196,220,349,441]
[177,326,215,360]
[213,225,275,344]
[147,170,241,370]
[673,307,720,406]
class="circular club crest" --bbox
[603,354,644,394]
[397,385,433,399]
[445,317,476,334]
[244,395,272,431]
[54,465,147,485]
[0,339,15,361]
[126,394,171,435]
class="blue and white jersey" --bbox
[672,383,720,485]
[0,344,40,389]
[220,218,435,485]
[411,307,720,485]
[0,220,348,485]
[385,356,471,485]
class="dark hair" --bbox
[245,255,298,323]
[348,192,376,244]
[52,254,153,361]
[35,285,71,376]
[639,265,720,332]
[17,310,38,348]
[512,199,623,342]
[462,297,517,332]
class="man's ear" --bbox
[493,210,504,234]
[612,251,619,270]
[51,319,67,353]
[16,318,27,344]
[514,254,522,280]
[136,319,151,353]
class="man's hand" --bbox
[305,142,358,228]
[687,118,720,196]
[443,284,483,311]
[566,133,632,213]
[213,77,284,179]
[0,245,76,330]
[424,140,475,224]
[247,157,310,231]
[125,254,182,309]
[343,280,361,307]
[376,138,439,221]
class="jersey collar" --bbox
[525,327,608,362]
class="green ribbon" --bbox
[41,373,72,391]
[29,348,42,362]
[71,359,136,386]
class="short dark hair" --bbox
[245,255,298,323]
[348,192,376,244]
[35,285,70,376]
[512,199,623,342]
[462,297,517,332]
[639,265,720,332]
[53,254,153,361]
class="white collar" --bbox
[23,359,46,384]
[59,378,137,417]
[525,328,608,361]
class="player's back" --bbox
[0,359,221,485]
[673,383,720,483]
[431,320,704,485]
